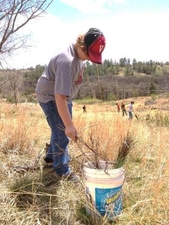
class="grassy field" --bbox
[0,96,169,225]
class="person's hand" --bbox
[65,124,78,141]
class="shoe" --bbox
[43,157,53,168]
[43,143,53,167]
[44,157,53,163]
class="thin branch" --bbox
[0,0,53,55]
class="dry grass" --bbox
[0,97,169,224]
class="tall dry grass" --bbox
[0,99,169,224]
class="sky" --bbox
[4,0,169,69]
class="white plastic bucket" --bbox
[83,161,125,221]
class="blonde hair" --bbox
[75,34,87,54]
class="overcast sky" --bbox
[5,0,169,69]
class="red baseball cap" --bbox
[84,28,106,64]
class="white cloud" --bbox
[105,12,169,62]
[4,10,169,69]
[4,14,78,69]
[60,0,125,13]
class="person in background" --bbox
[121,102,127,116]
[35,28,106,182]
[128,101,134,119]
[82,105,86,113]
[116,102,120,113]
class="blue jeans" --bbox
[128,111,133,120]
[39,100,72,176]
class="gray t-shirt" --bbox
[35,44,84,103]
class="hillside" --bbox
[0,61,169,104]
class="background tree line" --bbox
[0,58,169,104]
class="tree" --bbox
[9,70,23,105]
[0,0,53,59]
[149,82,156,95]
[132,58,137,70]
[119,57,127,67]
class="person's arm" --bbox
[55,94,77,141]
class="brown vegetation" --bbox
[0,96,169,224]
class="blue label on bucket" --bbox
[95,186,122,217]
